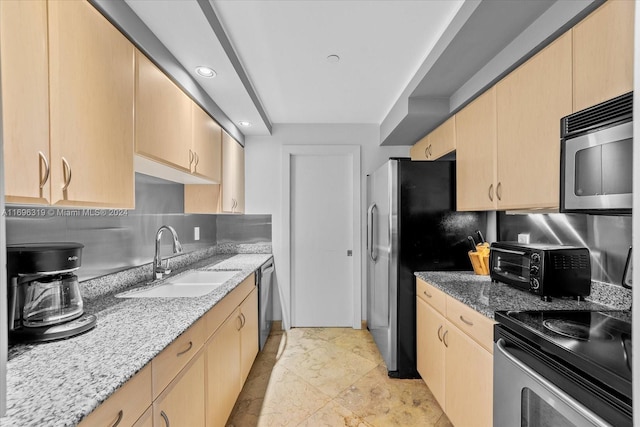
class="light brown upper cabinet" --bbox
[221,131,245,213]
[410,116,456,161]
[1,0,50,205]
[191,104,222,182]
[456,88,497,211]
[2,0,134,208]
[135,51,192,173]
[47,0,134,208]
[573,0,634,112]
[495,32,572,211]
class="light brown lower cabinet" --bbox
[416,278,494,427]
[153,352,206,427]
[79,273,258,427]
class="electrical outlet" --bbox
[517,233,530,244]
[194,227,200,241]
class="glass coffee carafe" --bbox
[21,273,83,327]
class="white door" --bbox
[290,153,354,327]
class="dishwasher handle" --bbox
[261,260,275,275]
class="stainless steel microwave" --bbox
[560,92,633,214]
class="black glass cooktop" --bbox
[495,310,632,399]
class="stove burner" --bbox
[542,318,614,341]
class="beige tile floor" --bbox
[227,327,453,427]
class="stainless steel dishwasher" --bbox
[257,258,274,350]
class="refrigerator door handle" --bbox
[367,203,378,261]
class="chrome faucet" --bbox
[154,225,183,280]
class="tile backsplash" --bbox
[5,174,271,281]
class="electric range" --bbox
[494,310,632,426]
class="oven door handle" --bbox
[491,247,527,256]
[496,339,610,427]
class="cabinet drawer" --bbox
[445,296,495,353]
[206,273,255,337]
[152,316,206,398]
[79,364,152,427]
[416,278,446,315]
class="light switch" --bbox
[194,227,200,241]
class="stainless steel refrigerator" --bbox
[366,158,486,378]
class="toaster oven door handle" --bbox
[492,247,527,256]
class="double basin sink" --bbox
[117,270,241,298]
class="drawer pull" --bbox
[442,330,449,348]
[422,290,432,298]
[460,315,474,326]
[176,341,193,357]
[437,325,443,342]
[110,410,123,427]
[160,410,170,427]
[236,314,243,331]
[240,313,246,328]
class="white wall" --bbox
[245,124,409,324]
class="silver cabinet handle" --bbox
[195,153,200,167]
[38,151,50,189]
[240,312,246,328]
[423,290,432,298]
[424,146,429,159]
[176,341,193,357]
[61,157,72,191]
[160,410,170,427]
[496,182,502,201]
[110,410,123,427]
[236,314,243,331]
[437,325,443,342]
[488,184,494,202]
[189,149,194,166]
[460,315,474,326]
[442,330,449,347]
[428,144,432,157]
[495,339,610,426]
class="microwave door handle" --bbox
[496,339,610,426]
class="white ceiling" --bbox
[122,0,598,143]
[212,0,463,124]
[125,0,463,134]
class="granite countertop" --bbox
[414,271,619,320]
[1,252,273,427]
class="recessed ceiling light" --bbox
[195,66,216,78]
[327,54,340,63]
[238,121,252,127]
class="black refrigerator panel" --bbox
[394,159,486,378]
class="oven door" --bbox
[494,338,611,427]
[490,247,531,290]
[562,121,633,213]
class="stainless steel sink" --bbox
[116,270,241,298]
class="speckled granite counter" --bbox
[414,271,622,319]
[1,253,272,427]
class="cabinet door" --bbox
[496,32,572,210]
[78,364,152,427]
[221,132,245,213]
[410,134,430,161]
[48,0,134,208]
[153,352,206,427]
[428,116,456,160]
[455,88,497,211]
[444,323,493,427]
[0,0,50,205]
[184,184,221,214]
[416,298,446,408]
[135,51,192,172]
[132,406,153,427]
[206,308,242,427]
[240,287,259,384]
[573,0,634,112]
[192,104,222,182]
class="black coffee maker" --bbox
[7,243,96,343]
